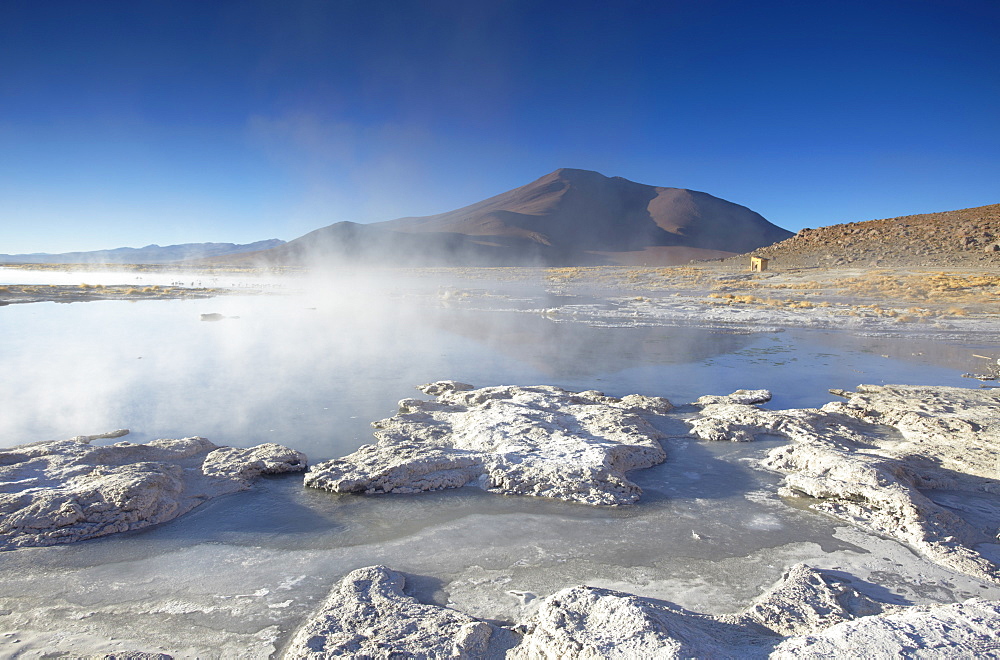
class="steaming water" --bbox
[1,283,997,657]
[0,290,980,454]
[0,267,300,290]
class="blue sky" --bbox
[1,0,998,253]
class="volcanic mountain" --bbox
[235,168,792,267]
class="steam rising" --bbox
[1,266,995,656]
[0,267,971,459]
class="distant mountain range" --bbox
[216,168,792,267]
[0,239,285,265]
[3,169,793,268]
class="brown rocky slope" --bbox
[734,203,1000,270]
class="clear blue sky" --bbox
[2,0,998,253]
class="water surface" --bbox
[1,285,995,657]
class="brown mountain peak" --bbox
[244,170,792,267]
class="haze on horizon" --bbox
[1,0,998,255]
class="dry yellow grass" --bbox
[830,272,1000,303]
[546,267,588,282]
[699,270,1000,319]
[705,293,817,309]
[543,265,724,291]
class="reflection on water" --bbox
[0,286,995,656]
[0,291,975,456]
[425,310,756,378]
[0,265,303,290]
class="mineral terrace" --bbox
[688,384,1000,583]
[0,431,307,549]
[285,563,1000,659]
[305,381,673,505]
[3,381,1000,657]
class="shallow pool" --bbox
[1,284,996,657]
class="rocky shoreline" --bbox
[2,381,998,657]
[0,432,306,549]
[285,564,1000,659]
[693,384,1000,583]
[305,381,672,506]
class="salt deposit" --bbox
[686,385,1000,582]
[283,565,499,658]
[288,563,1000,659]
[305,381,671,505]
[0,431,306,549]
[3,269,999,657]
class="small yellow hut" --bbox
[750,256,769,272]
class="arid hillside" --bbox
[735,203,1000,269]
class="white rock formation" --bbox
[770,600,1000,658]
[826,384,1000,485]
[516,564,1000,659]
[201,443,308,480]
[291,564,998,659]
[0,432,306,549]
[694,389,773,407]
[736,563,892,636]
[687,385,1000,582]
[305,382,672,505]
[282,565,495,659]
[510,563,893,659]
[512,585,763,659]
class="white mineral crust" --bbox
[514,580,999,659]
[283,565,495,659]
[769,600,1000,658]
[304,381,672,505]
[288,563,1000,659]
[0,431,306,549]
[688,385,1000,582]
[509,563,896,659]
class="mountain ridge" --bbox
[0,239,286,265]
[239,169,791,267]
[376,167,789,253]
